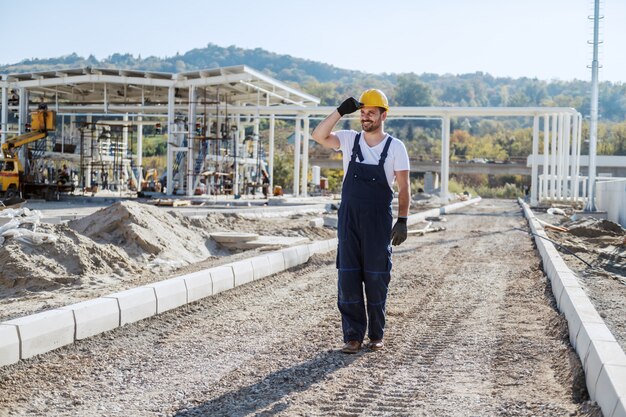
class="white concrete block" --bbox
[585,340,626,401]
[281,247,300,269]
[266,252,285,274]
[595,365,626,417]
[210,266,235,294]
[558,286,603,347]
[578,322,618,369]
[144,278,187,314]
[295,244,310,263]
[551,256,573,274]
[307,241,324,256]
[60,298,120,340]
[0,325,20,366]
[551,271,580,309]
[4,309,75,359]
[309,218,324,228]
[613,397,626,417]
[229,259,255,286]
[181,270,213,303]
[104,287,157,326]
[249,255,272,280]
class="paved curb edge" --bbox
[519,198,626,417]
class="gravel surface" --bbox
[0,199,601,416]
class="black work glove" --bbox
[391,217,408,246]
[337,97,362,116]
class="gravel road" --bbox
[0,199,601,416]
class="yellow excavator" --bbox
[0,108,70,200]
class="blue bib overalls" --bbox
[337,133,394,343]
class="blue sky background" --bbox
[1,0,624,82]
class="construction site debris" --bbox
[149,199,192,207]
[408,221,447,236]
[536,218,569,233]
[547,207,567,216]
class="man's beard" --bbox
[361,118,381,132]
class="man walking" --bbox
[311,89,411,354]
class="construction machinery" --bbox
[0,108,73,200]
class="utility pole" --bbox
[584,0,601,212]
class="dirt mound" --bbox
[566,218,625,238]
[68,201,217,265]
[0,201,220,292]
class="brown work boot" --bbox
[341,340,362,354]
[367,339,384,351]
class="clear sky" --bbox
[1,0,624,82]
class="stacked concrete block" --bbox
[210,266,235,294]
[0,325,20,366]
[144,278,188,314]
[4,309,75,359]
[248,255,271,280]
[181,270,213,303]
[228,260,255,286]
[104,287,157,326]
[60,298,120,340]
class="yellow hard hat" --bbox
[359,89,389,112]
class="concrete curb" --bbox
[519,198,626,417]
[0,237,338,368]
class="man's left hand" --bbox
[391,217,408,246]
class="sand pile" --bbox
[68,201,219,266]
[0,201,221,291]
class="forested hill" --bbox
[2,43,625,122]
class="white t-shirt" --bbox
[335,130,410,190]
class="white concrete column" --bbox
[440,115,450,204]
[1,76,7,144]
[166,85,175,196]
[103,83,108,114]
[137,116,143,192]
[542,115,550,203]
[253,116,259,162]
[234,114,242,197]
[269,114,275,192]
[18,88,28,135]
[301,117,310,197]
[187,86,196,197]
[550,114,558,199]
[530,115,540,206]
[574,114,583,202]
[85,115,93,189]
[556,113,565,200]
[123,113,130,190]
[562,113,572,200]
[293,116,302,197]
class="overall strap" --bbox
[378,136,393,166]
[350,133,364,162]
